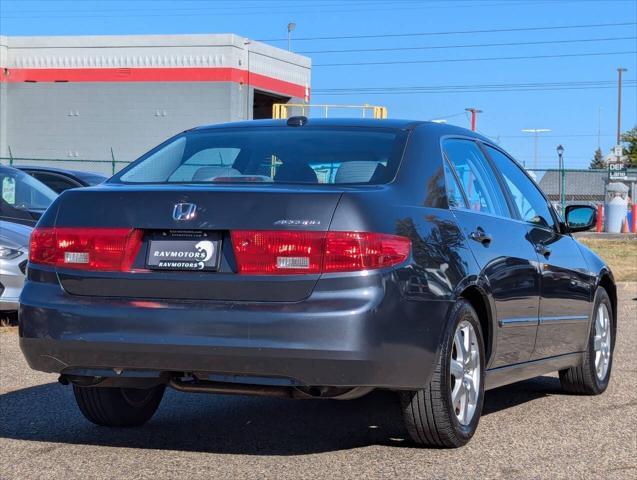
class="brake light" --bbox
[231,230,410,275]
[323,232,411,272]
[231,230,324,274]
[29,227,143,271]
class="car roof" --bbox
[190,118,492,142]
[192,118,424,131]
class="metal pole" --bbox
[560,153,565,211]
[522,129,551,170]
[617,67,627,145]
[7,145,13,166]
[110,147,116,175]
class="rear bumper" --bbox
[19,272,452,389]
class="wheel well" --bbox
[460,287,492,364]
[598,274,617,328]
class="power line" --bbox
[313,80,637,93]
[313,50,637,67]
[259,21,636,42]
[314,85,636,95]
[3,1,627,18]
[0,0,582,18]
[299,36,636,54]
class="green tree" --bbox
[589,147,605,169]
[620,126,637,167]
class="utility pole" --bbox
[616,67,627,145]
[465,108,482,131]
[521,128,551,170]
[597,106,602,150]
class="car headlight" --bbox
[0,247,23,260]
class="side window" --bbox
[484,145,555,229]
[31,173,77,193]
[443,139,509,217]
[442,159,467,208]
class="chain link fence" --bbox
[527,168,637,208]
[2,157,636,208]
[0,156,130,177]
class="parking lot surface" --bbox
[1,283,635,479]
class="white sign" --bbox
[609,162,627,180]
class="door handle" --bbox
[470,229,492,245]
[536,244,552,257]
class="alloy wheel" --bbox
[450,320,480,426]
[593,303,612,381]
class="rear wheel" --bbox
[73,384,165,427]
[400,299,485,448]
[559,287,614,395]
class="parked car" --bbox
[0,220,31,311]
[15,166,107,193]
[20,118,616,448]
[0,165,57,226]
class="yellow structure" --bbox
[272,103,388,120]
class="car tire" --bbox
[73,384,165,427]
[559,287,614,395]
[400,299,485,448]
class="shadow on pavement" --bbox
[0,376,560,455]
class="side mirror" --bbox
[565,204,597,233]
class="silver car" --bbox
[0,220,32,311]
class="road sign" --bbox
[609,162,627,180]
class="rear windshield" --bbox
[113,126,407,185]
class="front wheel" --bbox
[559,287,614,395]
[400,299,485,448]
[73,384,165,427]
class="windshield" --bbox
[113,127,408,185]
[0,167,57,210]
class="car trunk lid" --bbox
[53,184,343,302]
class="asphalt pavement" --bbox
[1,283,635,479]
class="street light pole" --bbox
[521,128,551,170]
[557,144,565,212]
[616,67,627,145]
[287,23,296,51]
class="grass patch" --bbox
[578,238,637,282]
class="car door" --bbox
[443,138,541,368]
[483,145,593,359]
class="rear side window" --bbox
[115,127,407,185]
[442,159,467,209]
[30,172,79,193]
[443,139,509,217]
[484,145,556,229]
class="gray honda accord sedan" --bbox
[20,118,616,447]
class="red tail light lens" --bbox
[231,230,410,275]
[323,232,411,273]
[29,227,143,271]
[231,230,325,275]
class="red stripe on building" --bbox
[0,67,307,99]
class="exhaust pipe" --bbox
[169,377,373,400]
[169,378,297,398]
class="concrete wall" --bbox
[6,82,239,161]
[0,34,310,170]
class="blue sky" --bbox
[1,0,636,169]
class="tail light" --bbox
[231,230,410,275]
[29,227,142,271]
